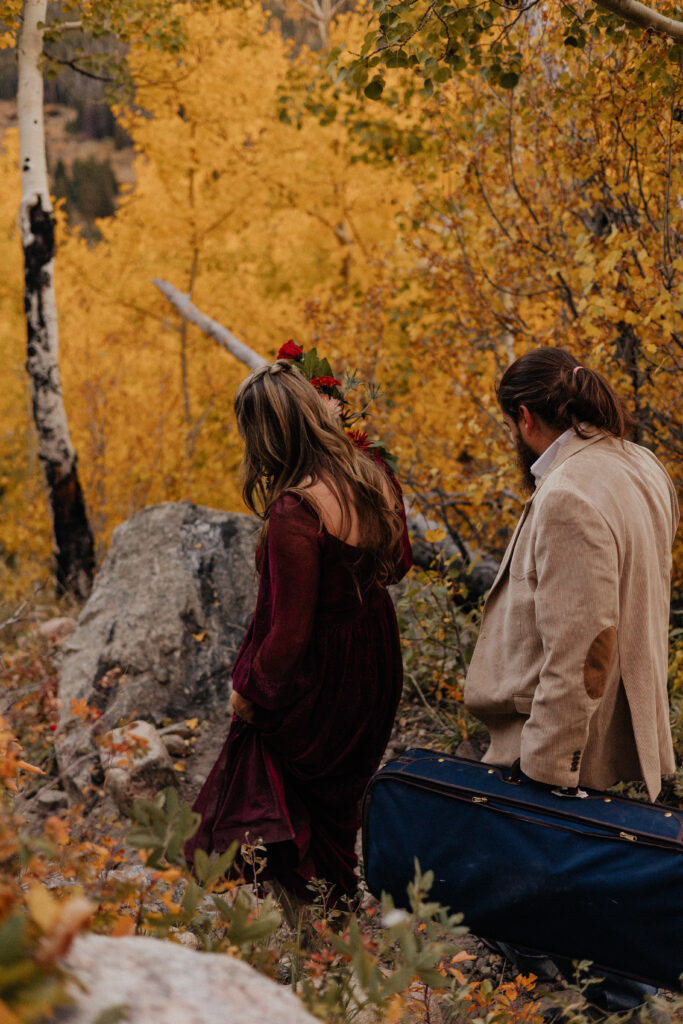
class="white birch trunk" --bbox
[18,0,94,599]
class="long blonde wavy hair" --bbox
[234,360,404,586]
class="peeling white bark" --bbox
[18,0,93,598]
[19,0,75,471]
[152,279,268,370]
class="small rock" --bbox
[38,617,76,643]
[159,722,195,740]
[100,721,176,815]
[162,734,188,757]
[170,928,200,950]
[36,788,69,808]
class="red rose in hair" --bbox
[277,340,304,360]
[311,376,341,391]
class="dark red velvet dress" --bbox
[185,489,412,899]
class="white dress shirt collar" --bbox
[530,427,575,486]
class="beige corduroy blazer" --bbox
[464,431,679,800]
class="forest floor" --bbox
[2,601,683,1024]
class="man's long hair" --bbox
[234,359,404,587]
[497,347,634,438]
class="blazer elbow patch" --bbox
[584,626,617,699]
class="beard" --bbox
[514,433,538,495]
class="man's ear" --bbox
[518,404,535,436]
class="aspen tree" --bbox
[2,0,231,595]
[17,0,94,599]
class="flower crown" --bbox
[276,340,397,472]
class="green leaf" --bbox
[93,1007,131,1024]
[205,842,239,885]
[0,915,27,965]
[364,78,385,100]
[193,848,210,883]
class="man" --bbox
[464,346,679,1013]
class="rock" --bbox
[170,928,200,950]
[101,720,177,814]
[162,733,189,757]
[55,503,259,803]
[36,788,69,809]
[159,721,195,739]
[38,617,77,643]
[55,933,318,1024]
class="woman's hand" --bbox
[230,690,258,724]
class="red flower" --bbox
[347,429,370,449]
[277,340,303,360]
[311,376,341,391]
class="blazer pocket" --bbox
[513,693,534,715]
[509,552,536,582]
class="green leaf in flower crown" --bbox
[302,348,320,378]
[367,440,398,473]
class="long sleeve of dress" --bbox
[232,494,322,712]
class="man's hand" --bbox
[230,690,258,724]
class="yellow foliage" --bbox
[0,0,681,597]
[0,2,411,578]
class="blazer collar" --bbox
[533,429,604,491]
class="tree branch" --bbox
[596,0,683,40]
[152,279,267,371]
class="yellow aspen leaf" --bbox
[424,528,447,543]
[26,883,61,932]
[36,896,94,965]
[192,632,207,642]
[173,762,186,772]
[185,718,199,730]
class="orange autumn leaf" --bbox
[0,999,22,1024]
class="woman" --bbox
[185,358,412,908]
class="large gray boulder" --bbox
[56,934,318,1024]
[55,503,259,802]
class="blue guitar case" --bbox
[362,748,683,990]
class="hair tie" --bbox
[573,365,584,377]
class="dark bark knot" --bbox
[24,196,56,295]
[46,458,95,601]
